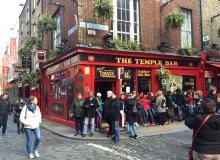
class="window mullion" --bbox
[130,0,134,41]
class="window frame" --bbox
[112,0,140,42]
[180,9,192,48]
[53,13,62,49]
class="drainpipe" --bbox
[199,0,203,51]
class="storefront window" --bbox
[121,68,135,94]
[60,79,67,97]
[137,69,151,94]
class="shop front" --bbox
[203,52,220,95]
[40,47,202,126]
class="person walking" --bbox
[0,93,10,137]
[119,94,126,128]
[155,91,167,126]
[174,89,186,121]
[104,91,114,137]
[14,97,25,134]
[82,91,99,137]
[125,93,138,139]
[72,93,84,136]
[110,93,121,142]
[20,96,42,159]
[185,98,220,160]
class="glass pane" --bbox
[117,21,122,31]
[126,0,129,9]
[122,22,125,32]
[122,34,126,41]
[134,35,138,41]
[126,10,130,21]
[117,0,121,8]
[126,22,130,32]
[122,0,125,8]
[118,33,121,39]
[117,9,121,20]
[134,23,137,33]
[134,12,137,22]
[127,34,130,41]
[122,10,125,20]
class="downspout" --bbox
[199,0,203,51]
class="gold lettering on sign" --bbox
[116,57,179,66]
[138,70,151,77]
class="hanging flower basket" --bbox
[93,0,113,22]
[156,68,170,79]
[165,9,184,31]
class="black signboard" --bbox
[182,76,196,91]
[96,66,117,79]
[80,54,198,67]
[206,55,220,63]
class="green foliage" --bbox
[165,9,184,31]
[177,47,197,56]
[47,48,61,62]
[30,71,40,87]
[18,36,41,56]
[93,0,113,22]
[37,13,57,36]
[113,37,140,51]
[156,68,170,79]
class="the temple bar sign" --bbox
[96,67,117,79]
[116,57,178,66]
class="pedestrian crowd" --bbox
[0,86,220,159]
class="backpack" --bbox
[161,98,166,108]
[133,103,138,113]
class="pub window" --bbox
[51,81,55,98]
[60,79,67,96]
[53,13,61,48]
[121,68,135,94]
[55,80,61,99]
[181,9,192,48]
[112,0,140,42]
[137,69,151,94]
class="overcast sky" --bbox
[0,0,26,55]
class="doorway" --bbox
[95,81,115,102]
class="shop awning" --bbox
[207,63,220,68]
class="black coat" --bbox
[104,97,112,119]
[185,114,220,154]
[125,98,137,123]
[72,99,84,117]
[0,98,10,115]
[175,92,186,106]
[83,97,99,118]
[109,98,120,121]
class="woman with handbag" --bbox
[14,97,25,134]
[185,98,220,160]
[20,96,42,159]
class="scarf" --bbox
[27,104,37,113]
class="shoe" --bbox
[107,134,113,137]
[81,134,86,137]
[129,135,134,139]
[74,132,79,136]
[28,153,35,159]
[89,133,94,137]
[2,134,7,138]
[134,135,138,139]
[34,150,40,158]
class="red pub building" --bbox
[40,47,204,125]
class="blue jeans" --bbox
[24,127,41,154]
[129,123,137,137]
[83,117,95,134]
[114,121,120,140]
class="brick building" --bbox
[202,0,220,52]
[18,0,204,125]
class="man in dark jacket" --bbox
[185,98,220,159]
[82,91,99,137]
[72,93,84,136]
[109,93,120,142]
[0,93,10,137]
[206,87,217,103]
[104,90,113,137]
[174,89,186,121]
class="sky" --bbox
[0,0,26,55]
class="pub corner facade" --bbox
[25,0,218,126]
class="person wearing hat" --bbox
[96,92,103,130]
[0,93,10,137]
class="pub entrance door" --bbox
[95,81,116,102]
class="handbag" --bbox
[188,114,212,160]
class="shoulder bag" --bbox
[189,114,212,160]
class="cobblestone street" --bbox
[0,115,192,160]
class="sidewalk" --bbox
[41,119,190,141]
